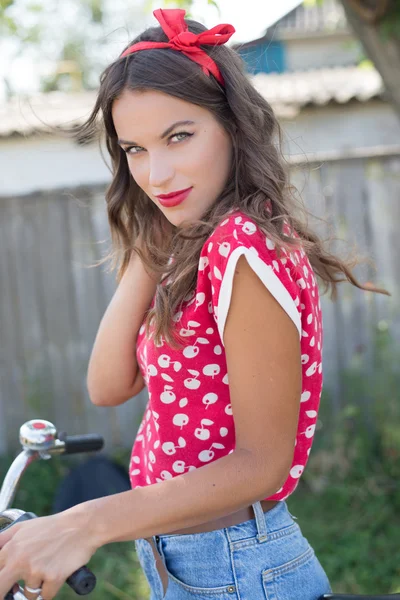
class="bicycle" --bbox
[1,420,399,600]
[0,419,104,600]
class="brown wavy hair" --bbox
[73,15,390,349]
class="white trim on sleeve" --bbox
[216,246,302,345]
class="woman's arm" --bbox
[87,244,158,406]
[79,255,302,542]
[0,256,302,600]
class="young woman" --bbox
[0,8,389,600]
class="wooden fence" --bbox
[1,151,399,455]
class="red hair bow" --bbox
[120,8,235,86]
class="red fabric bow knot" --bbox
[120,8,235,86]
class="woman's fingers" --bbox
[23,580,43,600]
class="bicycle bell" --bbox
[19,419,57,452]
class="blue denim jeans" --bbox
[134,500,332,599]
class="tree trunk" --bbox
[339,0,400,119]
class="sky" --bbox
[0,0,302,103]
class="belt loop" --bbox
[252,501,268,543]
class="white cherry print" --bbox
[158,354,171,368]
[161,372,174,382]
[220,427,228,437]
[273,260,279,271]
[147,364,158,378]
[194,292,206,310]
[301,354,310,365]
[203,363,221,378]
[173,413,189,429]
[162,437,186,456]
[306,362,318,377]
[184,369,201,390]
[297,278,306,290]
[304,424,316,438]
[194,418,214,441]
[148,450,156,464]
[208,241,214,252]
[318,363,322,374]
[153,440,160,449]
[202,392,218,409]
[183,336,209,359]
[213,265,222,280]
[131,456,140,464]
[173,310,183,322]
[172,460,195,474]
[222,373,229,384]
[160,385,176,404]
[131,468,141,476]
[208,300,213,314]
[307,313,313,325]
[160,470,173,480]
[180,327,196,337]
[301,391,311,402]
[310,336,315,347]
[302,330,309,338]
[266,237,275,250]
[146,475,151,484]
[234,216,242,224]
[214,345,222,355]
[225,403,233,415]
[199,256,209,271]
[306,410,317,418]
[220,218,230,226]
[242,221,257,235]
[290,465,304,479]
[218,241,231,257]
[233,229,239,241]
[135,433,145,447]
[206,327,214,334]
[198,442,225,463]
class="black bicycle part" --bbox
[58,434,104,455]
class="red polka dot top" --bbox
[130,209,323,501]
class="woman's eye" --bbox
[123,132,193,155]
[124,145,143,155]
[170,131,193,143]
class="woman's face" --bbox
[112,88,233,227]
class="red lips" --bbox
[156,187,193,208]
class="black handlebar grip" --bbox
[66,565,96,595]
[61,434,104,454]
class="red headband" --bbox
[120,8,235,87]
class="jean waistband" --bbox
[225,500,295,543]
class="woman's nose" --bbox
[148,155,175,188]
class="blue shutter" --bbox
[237,41,285,75]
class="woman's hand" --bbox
[0,511,98,599]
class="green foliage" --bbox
[289,324,400,594]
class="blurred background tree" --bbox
[305,0,400,118]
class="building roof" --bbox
[265,0,349,38]
[252,66,384,117]
[0,66,385,139]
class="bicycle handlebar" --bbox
[0,420,105,599]
[58,433,104,455]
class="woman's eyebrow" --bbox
[118,120,195,146]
